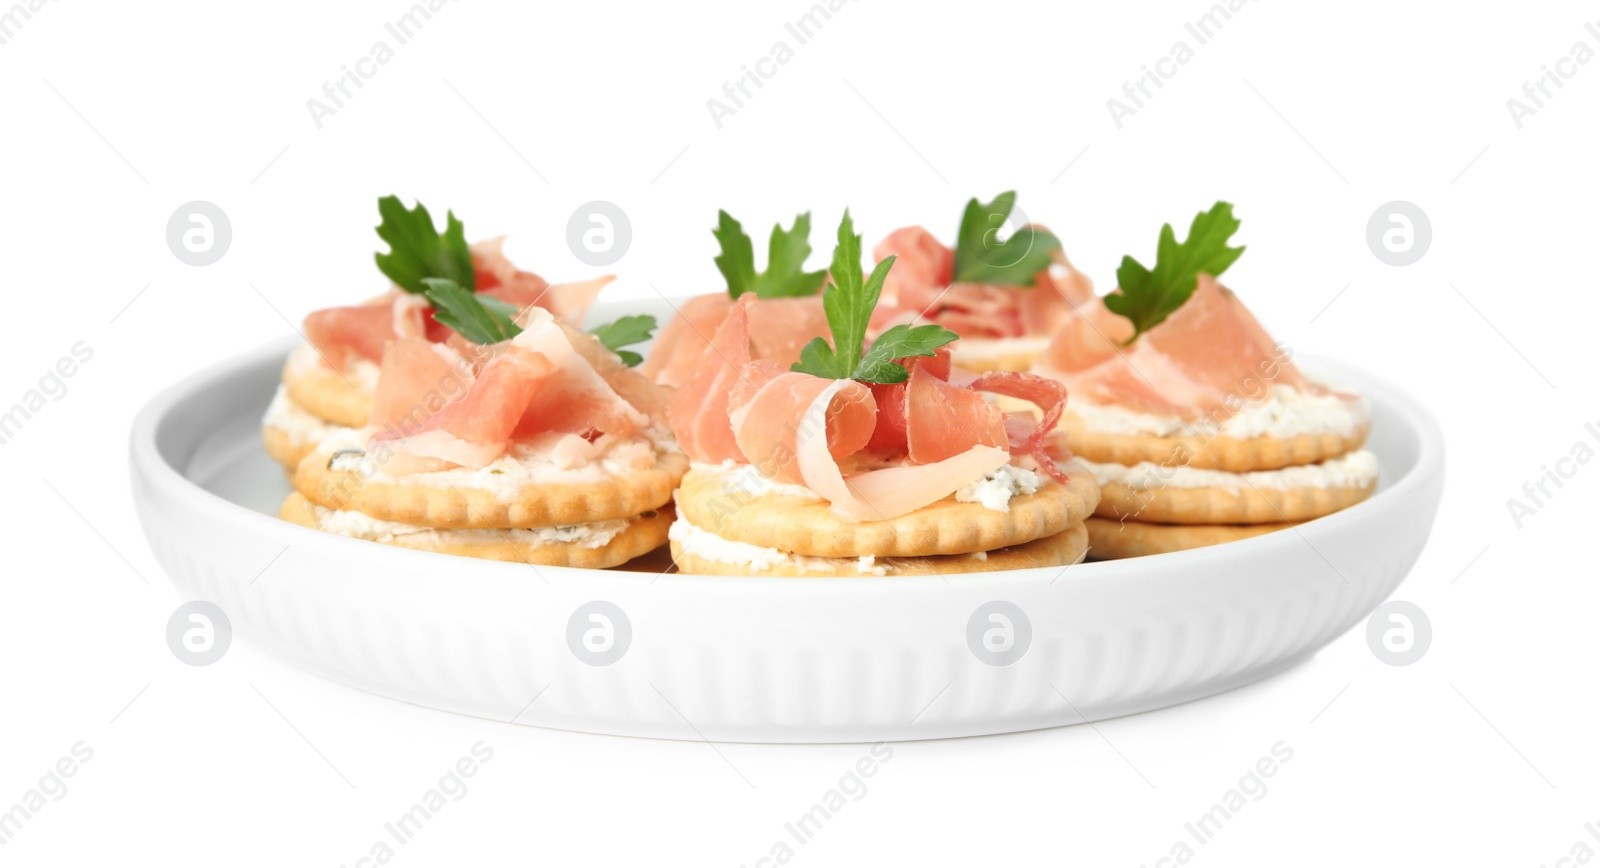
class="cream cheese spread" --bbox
[669,515,887,576]
[308,501,631,548]
[1080,450,1379,492]
[1068,385,1369,440]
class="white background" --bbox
[2,0,1596,865]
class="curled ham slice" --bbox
[373,346,554,469]
[667,308,1047,520]
[864,349,951,453]
[727,366,877,486]
[787,380,1007,522]
[969,371,1070,483]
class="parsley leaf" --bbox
[375,195,475,294]
[1105,201,1245,344]
[951,191,1061,286]
[712,210,828,299]
[420,278,520,345]
[792,211,958,384]
[855,324,961,384]
[588,314,657,366]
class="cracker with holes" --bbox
[281,493,671,568]
[1083,516,1294,560]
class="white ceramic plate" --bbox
[130,301,1444,743]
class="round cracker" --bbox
[1095,477,1375,525]
[674,464,1100,558]
[262,424,318,472]
[295,447,688,529]
[1084,515,1294,559]
[672,523,1089,577]
[948,339,1046,373]
[283,356,372,429]
[1059,413,1370,472]
[281,492,671,568]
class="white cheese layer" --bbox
[307,501,632,548]
[319,427,676,501]
[955,465,1041,512]
[949,336,1051,366]
[669,516,887,576]
[262,385,348,444]
[692,459,1039,513]
[688,460,825,502]
[286,343,381,392]
[1068,385,1369,440]
[1080,450,1379,492]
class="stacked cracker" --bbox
[1067,399,1378,559]
[663,274,1101,578]
[1021,201,1382,558]
[262,342,373,470]
[280,461,679,569]
[282,306,686,569]
[669,459,1099,577]
[262,197,602,473]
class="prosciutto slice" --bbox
[369,338,472,433]
[641,293,735,388]
[510,308,648,439]
[642,293,831,388]
[471,237,600,325]
[726,366,877,486]
[784,380,1007,522]
[904,366,1007,465]
[969,371,1070,482]
[304,293,427,368]
[1038,275,1319,418]
[668,295,756,463]
[868,226,1092,340]
[373,346,554,469]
